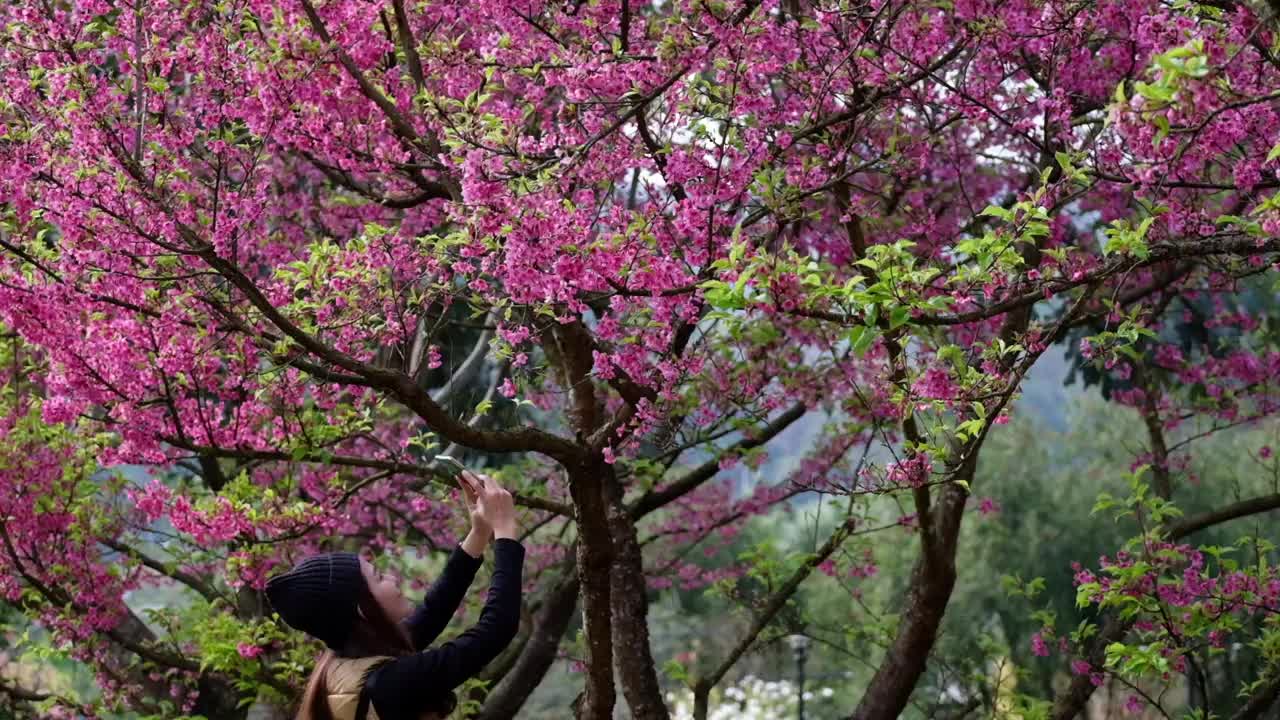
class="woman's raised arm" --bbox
[366,538,525,717]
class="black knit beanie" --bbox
[264,552,364,650]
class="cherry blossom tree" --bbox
[1,0,1280,718]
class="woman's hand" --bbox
[459,470,492,557]
[458,470,490,535]
[474,474,518,540]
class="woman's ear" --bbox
[355,592,378,620]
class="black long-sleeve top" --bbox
[364,538,525,719]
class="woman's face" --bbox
[360,561,414,623]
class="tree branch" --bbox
[390,0,426,91]
[210,250,581,457]
[1168,493,1280,540]
[619,0,630,52]
[628,401,806,518]
[93,127,581,463]
[296,0,435,159]
[298,149,450,207]
[99,538,220,603]
[1053,491,1280,720]
[428,325,495,403]
[477,571,580,720]
[0,678,52,703]
[798,235,1280,329]
[159,436,572,516]
[692,517,855,719]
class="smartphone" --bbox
[434,455,467,480]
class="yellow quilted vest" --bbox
[323,655,391,720]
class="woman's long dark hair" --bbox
[293,582,424,720]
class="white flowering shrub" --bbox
[666,676,837,720]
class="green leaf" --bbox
[1134,81,1174,104]
[1091,492,1117,515]
[1152,115,1170,149]
[888,306,911,329]
[846,325,865,348]
[852,325,877,355]
[1055,151,1074,174]
[1136,215,1155,239]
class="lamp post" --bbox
[788,634,811,720]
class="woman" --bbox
[265,470,524,720]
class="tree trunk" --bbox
[606,474,670,720]
[1187,656,1206,714]
[1054,372,1169,720]
[692,684,711,720]
[477,572,580,720]
[1231,675,1280,720]
[848,482,967,720]
[568,460,617,720]
[1050,616,1130,720]
[194,673,252,720]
